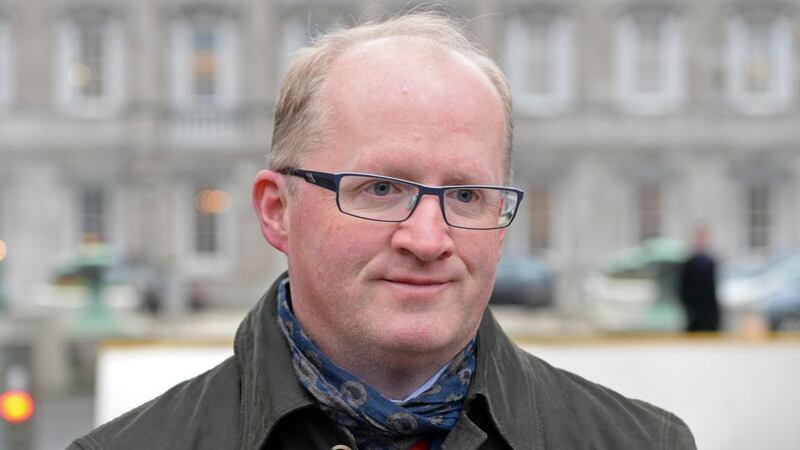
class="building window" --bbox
[528,186,551,251]
[0,21,11,109]
[504,12,573,115]
[726,14,793,114]
[79,187,107,242]
[745,184,772,252]
[615,12,684,114]
[78,22,105,97]
[170,16,239,110]
[191,186,230,256]
[72,184,118,249]
[191,26,217,101]
[636,185,662,242]
[56,14,125,115]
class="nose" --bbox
[390,195,455,261]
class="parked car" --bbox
[719,251,800,309]
[489,255,554,307]
[583,239,686,332]
[764,276,800,331]
[720,251,800,331]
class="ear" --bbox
[252,170,290,254]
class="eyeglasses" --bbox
[279,168,523,230]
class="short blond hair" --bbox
[269,11,514,180]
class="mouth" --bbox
[382,277,450,286]
[379,277,453,299]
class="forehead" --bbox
[311,37,507,183]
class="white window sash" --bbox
[170,20,191,109]
[726,16,794,114]
[218,19,240,110]
[69,184,126,250]
[176,183,234,275]
[742,184,774,254]
[56,18,125,115]
[171,18,239,111]
[505,14,573,115]
[616,14,684,114]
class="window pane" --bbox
[637,185,661,242]
[193,187,230,255]
[81,187,106,241]
[78,22,105,97]
[192,27,217,99]
[747,184,771,251]
[194,210,217,254]
[744,19,773,93]
[635,18,664,94]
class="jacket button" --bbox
[331,446,352,450]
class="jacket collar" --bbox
[468,308,543,449]
[235,272,541,449]
[235,272,317,449]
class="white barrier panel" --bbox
[95,344,232,426]
[97,339,800,450]
[522,340,800,450]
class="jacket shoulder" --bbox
[68,356,240,450]
[516,348,696,449]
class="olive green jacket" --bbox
[69,273,696,449]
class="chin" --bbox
[379,324,465,356]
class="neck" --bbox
[318,338,462,400]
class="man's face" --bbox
[283,39,508,367]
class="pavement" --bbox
[34,392,94,450]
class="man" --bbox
[70,12,696,450]
[679,226,721,332]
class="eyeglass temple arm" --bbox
[281,168,337,192]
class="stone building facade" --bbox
[1,0,798,311]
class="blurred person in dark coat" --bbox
[679,226,721,332]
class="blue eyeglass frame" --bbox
[278,167,524,230]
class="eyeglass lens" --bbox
[337,175,518,229]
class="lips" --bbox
[382,277,450,286]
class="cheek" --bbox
[294,208,382,269]
[459,232,503,274]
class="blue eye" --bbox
[455,189,476,203]
[370,181,393,196]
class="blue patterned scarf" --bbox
[277,280,476,450]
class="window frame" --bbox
[169,15,240,111]
[55,14,125,116]
[177,181,235,275]
[742,182,774,254]
[634,183,663,242]
[504,11,574,116]
[68,182,126,251]
[615,11,685,115]
[725,13,794,115]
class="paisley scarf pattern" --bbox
[277,280,476,450]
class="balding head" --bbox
[269,12,514,181]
